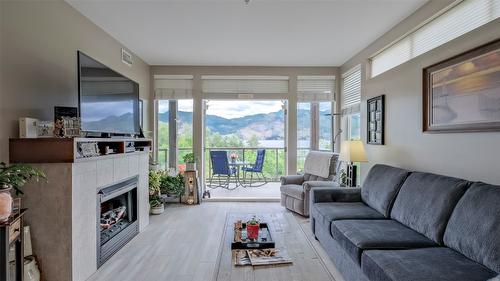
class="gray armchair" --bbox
[280,152,340,217]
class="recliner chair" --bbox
[280,151,339,217]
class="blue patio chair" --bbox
[208,150,237,189]
[242,149,267,187]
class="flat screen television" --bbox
[78,51,140,136]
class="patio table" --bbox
[229,161,251,188]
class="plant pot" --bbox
[185,162,196,171]
[150,204,164,215]
[246,223,260,240]
[0,187,13,222]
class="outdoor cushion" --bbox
[280,184,304,199]
[444,182,500,273]
[390,172,469,244]
[362,247,497,281]
[311,202,385,227]
[331,220,436,264]
[361,164,410,217]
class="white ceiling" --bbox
[67,0,427,66]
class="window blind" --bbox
[297,76,335,102]
[154,75,193,99]
[341,66,361,113]
[371,0,500,77]
[201,76,289,94]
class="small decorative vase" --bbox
[231,158,236,164]
[246,223,260,240]
[0,187,13,222]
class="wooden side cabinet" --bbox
[0,209,26,281]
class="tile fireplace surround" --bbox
[12,139,150,281]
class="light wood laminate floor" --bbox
[87,202,344,281]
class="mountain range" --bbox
[158,109,332,140]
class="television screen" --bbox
[78,51,140,135]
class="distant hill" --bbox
[159,109,332,140]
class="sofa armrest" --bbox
[303,181,338,191]
[310,187,362,203]
[281,175,305,185]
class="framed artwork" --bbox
[367,95,384,145]
[423,39,500,133]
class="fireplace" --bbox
[97,176,139,267]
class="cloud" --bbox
[158,100,283,118]
[207,100,282,118]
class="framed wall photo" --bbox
[423,39,500,133]
[367,95,384,145]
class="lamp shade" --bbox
[339,140,368,163]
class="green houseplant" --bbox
[160,172,185,198]
[0,162,46,221]
[149,170,164,215]
[182,153,197,171]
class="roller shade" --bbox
[202,76,289,94]
[341,66,361,113]
[297,76,335,102]
[154,75,193,99]
[371,0,500,77]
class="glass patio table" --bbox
[229,161,251,188]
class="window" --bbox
[371,0,500,77]
[341,66,361,112]
[154,75,194,170]
[348,113,361,141]
[296,76,335,172]
[341,67,362,184]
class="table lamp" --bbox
[339,140,368,187]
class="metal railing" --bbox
[158,147,285,181]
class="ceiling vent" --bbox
[121,48,133,67]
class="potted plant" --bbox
[182,153,197,171]
[149,170,164,215]
[160,172,185,200]
[246,216,260,240]
[0,162,45,221]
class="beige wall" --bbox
[0,0,151,163]
[340,1,500,184]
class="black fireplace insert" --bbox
[97,176,139,267]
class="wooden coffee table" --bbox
[213,212,335,281]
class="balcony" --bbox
[158,147,285,199]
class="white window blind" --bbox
[297,76,335,102]
[371,0,500,77]
[341,66,361,113]
[201,76,289,94]
[154,75,194,99]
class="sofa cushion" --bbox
[330,220,436,264]
[312,202,385,227]
[444,182,500,273]
[390,172,469,244]
[362,248,497,281]
[361,164,410,217]
[280,184,304,199]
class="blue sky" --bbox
[158,100,283,119]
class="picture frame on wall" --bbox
[367,95,384,145]
[423,39,500,133]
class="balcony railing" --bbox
[158,147,285,182]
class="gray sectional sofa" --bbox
[310,164,500,281]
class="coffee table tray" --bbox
[231,222,275,250]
